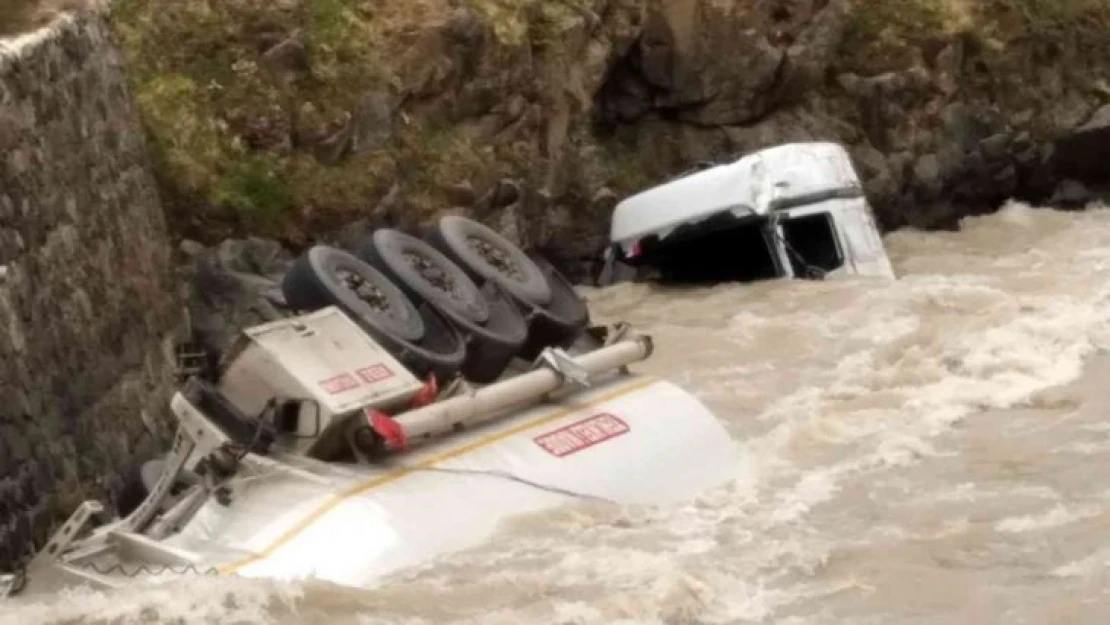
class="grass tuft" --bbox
[840,0,1110,74]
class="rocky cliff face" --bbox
[0,8,178,569]
[110,0,1110,280]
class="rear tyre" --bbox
[282,245,467,381]
[358,229,490,325]
[358,230,529,383]
[282,245,425,342]
[425,216,553,306]
[517,253,591,360]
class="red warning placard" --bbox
[356,364,394,384]
[533,413,630,458]
[319,373,359,394]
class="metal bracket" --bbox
[29,500,105,569]
[603,322,632,347]
[107,530,202,566]
[173,307,209,382]
[122,429,196,534]
[533,347,592,388]
[123,388,237,534]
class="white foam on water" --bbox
[0,576,306,625]
[1050,547,1110,578]
[994,504,1101,534]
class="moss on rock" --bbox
[841,0,1110,75]
[109,0,575,244]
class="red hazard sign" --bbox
[357,364,394,384]
[533,413,630,458]
[319,373,359,394]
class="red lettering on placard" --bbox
[534,413,630,458]
[319,373,359,394]
[356,365,394,384]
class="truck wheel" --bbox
[425,216,553,306]
[516,253,591,359]
[359,229,529,383]
[358,229,490,325]
[283,245,467,382]
[282,245,425,342]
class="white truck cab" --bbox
[599,142,895,285]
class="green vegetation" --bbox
[108,0,566,242]
[840,0,1110,74]
[112,0,365,239]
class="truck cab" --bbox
[598,142,896,285]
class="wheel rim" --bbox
[466,235,526,283]
[403,249,464,299]
[337,268,393,315]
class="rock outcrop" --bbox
[177,237,292,360]
[109,0,1110,281]
[0,8,179,569]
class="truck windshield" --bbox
[637,215,782,284]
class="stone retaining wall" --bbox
[0,8,179,571]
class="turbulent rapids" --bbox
[8,201,1110,624]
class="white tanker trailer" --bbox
[3,215,737,597]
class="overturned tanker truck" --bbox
[2,216,736,597]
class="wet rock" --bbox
[444,6,487,47]
[317,90,396,164]
[1049,179,1094,209]
[912,153,949,204]
[178,239,205,258]
[181,238,295,357]
[216,237,291,277]
[444,181,478,206]
[1052,104,1110,184]
[940,103,1006,152]
[851,143,897,204]
[1050,91,1098,133]
[978,133,1012,161]
[260,32,309,84]
[933,41,963,96]
[591,187,619,213]
[474,178,523,213]
[1079,104,1110,133]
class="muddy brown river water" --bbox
[6,201,1110,624]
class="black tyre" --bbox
[517,253,591,360]
[359,230,529,383]
[284,245,468,381]
[358,230,490,325]
[282,245,425,342]
[425,216,553,306]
